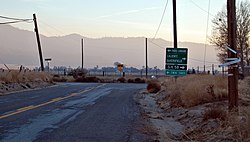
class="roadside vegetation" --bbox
[0,69,52,83]
[144,75,250,141]
[0,69,52,94]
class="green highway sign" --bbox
[165,70,187,76]
[166,48,188,64]
[165,48,188,77]
[166,64,187,70]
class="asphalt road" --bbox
[0,83,148,142]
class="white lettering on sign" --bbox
[178,50,187,53]
[167,59,183,63]
[167,55,178,58]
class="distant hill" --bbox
[0,25,219,70]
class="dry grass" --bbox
[239,76,250,99]
[147,81,161,93]
[155,75,250,141]
[227,108,250,142]
[164,75,228,107]
[0,70,52,83]
[203,107,227,121]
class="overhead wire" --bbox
[0,15,33,25]
[203,0,211,71]
[147,39,165,50]
[0,15,32,21]
[0,20,32,25]
[189,0,215,18]
[153,0,169,39]
[0,15,33,69]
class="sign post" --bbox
[165,48,188,76]
[117,64,124,77]
[45,58,52,73]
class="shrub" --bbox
[128,79,135,83]
[117,77,126,83]
[75,76,100,83]
[203,107,227,121]
[134,78,145,83]
[52,76,67,82]
[169,91,183,107]
[147,81,161,93]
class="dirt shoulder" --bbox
[135,91,182,142]
[136,76,250,142]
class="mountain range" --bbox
[0,25,219,70]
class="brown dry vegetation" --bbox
[163,75,228,107]
[0,70,52,83]
[0,70,53,94]
[147,80,161,93]
[141,75,250,141]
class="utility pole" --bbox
[81,38,84,69]
[212,64,215,75]
[172,0,178,82]
[173,0,177,49]
[227,0,238,112]
[33,13,44,71]
[145,38,148,78]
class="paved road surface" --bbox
[0,83,148,142]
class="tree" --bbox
[210,0,250,74]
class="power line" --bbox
[203,0,211,71]
[189,57,218,64]
[0,15,33,25]
[0,20,32,25]
[0,15,32,21]
[189,0,215,17]
[153,0,169,39]
[147,39,166,50]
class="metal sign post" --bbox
[45,58,52,73]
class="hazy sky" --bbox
[0,0,232,43]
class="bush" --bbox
[117,77,126,83]
[52,76,67,82]
[203,107,227,121]
[75,76,101,83]
[147,81,161,93]
[128,79,135,83]
[134,78,145,83]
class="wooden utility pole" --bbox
[145,38,148,78]
[227,0,238,111]
[172,0,178,82]
[33,13,44,71]
[173,0,177,49]
[212,64,215,75]
[81,38,84,69]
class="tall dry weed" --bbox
[239,77,250,100]
[228,108,250,141]
[0,70,51,83]
[164,75,227,107]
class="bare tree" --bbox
[210,0,250,74]
[237,1,250,74]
